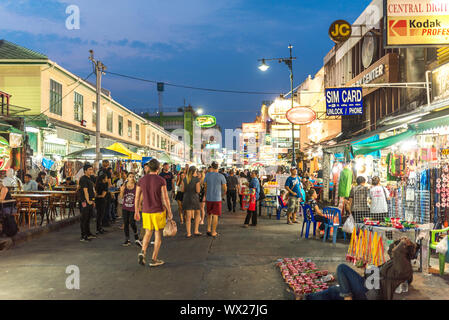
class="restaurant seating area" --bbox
[0,185,80,234]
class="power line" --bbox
[104,71,283,95]
[28,72,95,121]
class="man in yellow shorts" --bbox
[135,159,173,267]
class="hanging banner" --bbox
[385,0,449,47]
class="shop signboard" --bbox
[329,20,352,43]
[286,107,316,125]
[195,115,216,128]
[268,98,300,124]
[325,87,363,116]
[385,0,449,47]
[432,62,449,102]
[242,122,265,133]
[441,148,449,156]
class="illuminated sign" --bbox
[329,20,352,43]
[385,0,449,47]
[195,115,216,128]
[325,87,364,115]
[268,98,300,124]
[0,136,10,170]
[205,143,220,149]
[242,122,265,133]
[286,107,317,125]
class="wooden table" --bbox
[15,190,76,195]
[11,194,51,226]
[53,186,77,190]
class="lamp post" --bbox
[258,44,297,168]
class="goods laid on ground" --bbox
[363,217,419,230]
[276,258,335,299]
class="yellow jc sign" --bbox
[329,20,352,43]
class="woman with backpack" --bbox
[119,172,140,246]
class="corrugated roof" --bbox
[0,40,47,60]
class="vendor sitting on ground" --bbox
[307,188,329,235]
[303,237,420,300]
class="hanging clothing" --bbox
[338,167,353,198]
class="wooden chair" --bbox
[49,194,66,220]
[16,198,38,228]
[67,193,77,218]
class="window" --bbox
[152,133,155,146]
[74,92,84,121]
[136,124,140,141]
[118,115,123,136]
[107,110,113,132]
[128,120,132,137]
[92,102,97,125]
[50,79,62,115]
[157,135,160,148]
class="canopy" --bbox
[410,114,449,133]
[351,130,417,156]
[107,142,142,160]
[65,148,127,159]
[155,152,174,164]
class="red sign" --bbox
[286,107,316,125]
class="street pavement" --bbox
[0,203,448,300]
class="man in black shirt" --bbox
[159,163,175,201]
[79,164,96,242]
[226,169,239,212]
[98,160,113,226]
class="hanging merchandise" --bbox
[338,165,353,198]
[346,228,386,268]
[386,153,406,181]
[42,157,55,170]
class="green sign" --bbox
[196,115,216,128]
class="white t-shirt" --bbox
[369,186,389,214]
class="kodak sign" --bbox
[385,0,449,46]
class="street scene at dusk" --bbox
[1,0,449,308]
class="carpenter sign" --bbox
[329,20,352,43]
[325,87,363,116]
[385,0,449,47]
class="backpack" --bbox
[2,215,18,237]
[258,185,266,201]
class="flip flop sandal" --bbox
[212,233,220,238]
[194,233,203,236]
[207,232,212,236]
[185,235,192,238]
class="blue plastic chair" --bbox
[322,207,346,244]
[300,204,317,239]
[276,196,288,220]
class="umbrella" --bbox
[65,148,128,159]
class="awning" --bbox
[107,142,142,160]
[409,109,449,133]
[351,130,416,156]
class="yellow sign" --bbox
[329,20,352,43]
[441,148,449,156]
[386,0,449,46]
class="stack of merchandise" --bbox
[276,258,334,299]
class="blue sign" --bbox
[325,87,363,116]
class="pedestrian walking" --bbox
[204,161,227,238]
[95,173,108,235]
[225,169,239,212]
[79,164,96,242]
[160,163,175,202]
[238,172,248,210]
[119,172,140,246]
[175,170,186,224]
[285,168,304,225]
[135,159,173,267]
[243,170,260,227]
[180,166,202,238]
[198,170,206,225]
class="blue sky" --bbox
[0,0,372,130]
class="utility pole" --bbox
[288,44,296,169]
[89,50,107,170]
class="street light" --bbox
[258,44,297,168]
[258,59,270,72]
[197,108,203,115]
